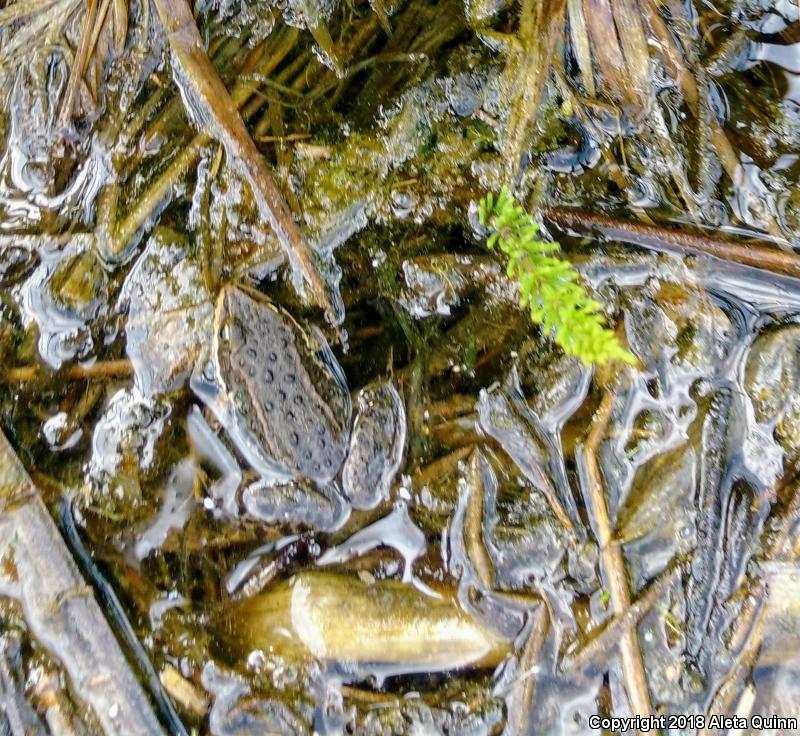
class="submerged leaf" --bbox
[119,228,213,397]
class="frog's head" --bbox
[216,285,254,357]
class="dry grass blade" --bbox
[57,0,98,127]
[38,0,130,125]
[151,0,340,329]
[567,0,594,96]
[503,0,566,179]
[412,445,474,488]
[1,359,133,383]
[306,16,343,75]
[581,0,625,99]
[505,603,549,736]
[0,0,61,26]
[609,0,650,105]
[562,563,682,670]
[113,29,301,253]
[581,389,653,717]
[370,0,392,35]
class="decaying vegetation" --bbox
[2,0,800,733]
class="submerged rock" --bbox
[745,325,800,456]
[224,571,511,677]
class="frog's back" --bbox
[218,285,351,482]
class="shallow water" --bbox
[3,0,800,734]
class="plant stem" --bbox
[545,207,800,279]
[113,28,301,254]
[57,0,98,127]
[412,445,474,489]
[150,0,339,327]
[581,389,653,718]
[2,360,133,383]
[505,603,549,736]
[503,0,565,179]
[563,562,682,670]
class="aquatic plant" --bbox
[479,187,635,366]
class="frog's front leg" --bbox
[186,405,242,517]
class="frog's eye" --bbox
[220,317,246,345]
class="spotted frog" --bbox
[190,284,406,525]
[192,283,352,484]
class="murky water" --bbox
[2,0,800,733]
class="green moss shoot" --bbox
[479,187,636,367]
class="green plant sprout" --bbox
[479,186,636,366]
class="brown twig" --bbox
[545,207,800,279]
[151,0,340,330]
[562,562,682,670]
[582,388,653,717]
[503,0,566,180]
[412,445,474,489]
[2,359,133,384]
[505,603,549,736]
[57,0,98,127]
[114,28,301,250]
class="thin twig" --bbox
[2,359,133,384]
[545,207,800,279]
[151,0,340,329]
[503,0,566,180]
[115,29,301,249]
[57,0,98,127]
[255,132,311,143]
[412,445,474,489]
[562,562,682,670]
[582,389,653,717]
[505,603,549,736]
[0,0,61,26]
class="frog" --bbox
[192,283,351,484]
[189,283,406,527]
